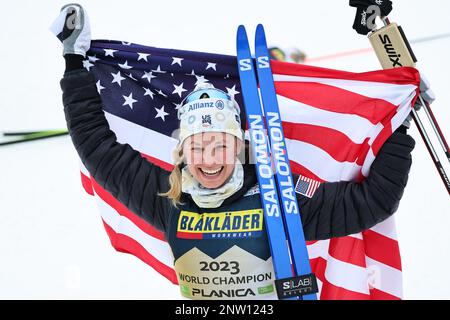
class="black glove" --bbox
[349,0,393,16]
[349,0,393,35]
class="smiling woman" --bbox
[159,84,245,207]
[56,3,418,300]
[183,132,243,188]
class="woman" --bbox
[55,4,418,300]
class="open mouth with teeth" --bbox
[198,166,224,179]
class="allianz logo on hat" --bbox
[187,101,214,112]
[186,99,227,112]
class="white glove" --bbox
[50,3,91,57]
[403,73,436,129]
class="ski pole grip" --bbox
[369,22,417,69]
[274,273,319,300]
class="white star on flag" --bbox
[156,89,167,97]
[152,65,166,73]
[195,75,209,86]
[143,88,154,99]
[111,71,126,86]
[226,85,240,99]
[104,49,117,57]
[83,60,94,71]
[118,61,133,69]
[206,62,217,71]
[172,83,187,97]
[88,55,99,63]
[137,52,150,62]
[122,93,137,109]
[127,73,137,81]
[155,106,169,121]
[96,80,105,93]
[142,71,156,83]
[171,57,184,66]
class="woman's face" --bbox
[183,132,243,189]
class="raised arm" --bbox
[54,4,171,233]
[297,130,415,240]
[61,65,171,232]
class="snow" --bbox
[0,0,449,299]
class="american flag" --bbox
[295,174,322,198]
[80,40,420,300]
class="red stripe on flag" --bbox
[283,122,370,163]
[371,122,394,156]
[356,170,366,182]
[310,257,371,300]
[356,138,371,166]
[140,152,174,171]
[328,237,367,268]
[275,81,397,124]
[290,161,326,182]
[363,230,402,270]
[369,288,401,300]
[271,60,420,86]
[102,220,178,284]
[80,172,94,195]
[91,179,166,242]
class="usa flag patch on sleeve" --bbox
[295,174,322,198]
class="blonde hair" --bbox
[159,143,185,207]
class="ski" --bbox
[254,24,317,300]
[0,129,68,147]
[236,25,318,300]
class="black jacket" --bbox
[61,69,415,241]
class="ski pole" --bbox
[381,17,450,164]
[410,108,450,194]
[352,4,450,196]
[418,95,450,162]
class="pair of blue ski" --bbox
[236,25,317,300]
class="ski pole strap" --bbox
[274,274,319,300]
[349,0,393,15]
[349,0,393,35]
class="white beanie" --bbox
[177,84,243,145]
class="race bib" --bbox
[175,245,276,300]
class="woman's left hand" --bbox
[403,72,436,129]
